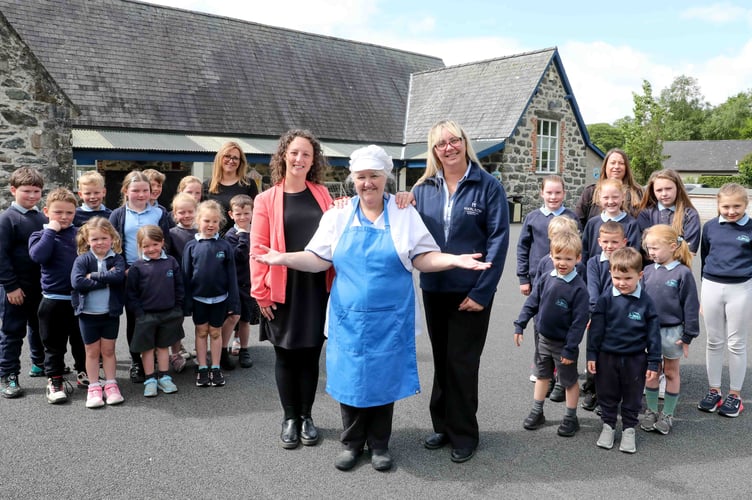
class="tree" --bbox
[587,123,624,152]
[659,75,709,141]
[738,152,752,187]
[622,80,666,183]
[702,91,752,139]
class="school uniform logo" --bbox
[737,235,751,243]
[216,251,226,259]
[628,311,642,321]
[665,279,679,288]
[166,270,174,278]
[464,201,483,216]
[555,298,569,310]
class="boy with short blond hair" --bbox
[74,170,111,227]
[0,167,47,397]
[587,247,661,453]
[29,188,86,403]
[514,232,590,437]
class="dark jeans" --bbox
[594,351,647,429]
[38,297,85,377]
[340,402,394,452]
[423,291,492,450]
[0,288,44,376]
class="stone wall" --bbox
[0,15,76,209]
[488,64,593,217]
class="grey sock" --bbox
[532,399,544,414]
[565,406,577,418]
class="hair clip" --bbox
[677,236,684,243]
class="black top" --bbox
[202,179,259,235]
[260,189,328,349]
[0,206,46,293]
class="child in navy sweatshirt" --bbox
[697,183,752,418]
[514,232,589,437]
[183,200,239,388]
[587,247,661,454]
[640,224,699,434]
[28,188,86,404]
[126,225,184,398]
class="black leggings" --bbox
[274,344,323,419]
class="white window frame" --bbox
[536,119,559,174]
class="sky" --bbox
[144,0,752,125]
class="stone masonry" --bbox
[0,13,77,209]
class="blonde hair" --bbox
[142,168,165,185]
[177,175,202,194]
[171,192,198,223]
[76,217,122,255]
[196,199,226,228]
[415,120,482,186]
[595,178,625,211]
[609,247,643,274]
[77,171,105,190]
[642,224,692,268]
[136,225,165,250]
[541,174,565,191]
[45,187,77,208]
[208,142,250,194]
[717,182,748,208]
[547,215,578,239]
[119,171,150,206]
[550,231,582,257]
[639,169,697,238]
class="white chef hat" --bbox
[349,145,393,173]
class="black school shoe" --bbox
[549,383,565,402]
[557,415,580,437]
[523,411,545,430]
[129,363,145,383]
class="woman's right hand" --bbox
[394,191,415,209]
[260,303,277,321]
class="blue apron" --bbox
[325,196,420,408]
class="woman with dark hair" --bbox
[250,130,333,450]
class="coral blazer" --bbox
[250,181,334,308]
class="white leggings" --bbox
[701,278,752,392]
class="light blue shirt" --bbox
[540,206,566,217]
[82,249,116,314]
[612,282,642,298]
[550,268,578,283]
[124,204,162,265]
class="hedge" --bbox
[697,175,744,188]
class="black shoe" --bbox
[581,393,597,411]
[546,378,555,397]
[299,416,319,446]
[238,348,253,368]
[210,367,225,387]
[523,411,545,430]
[334,449,362,471]
[549,383,565,402]
[220,348,235,371]
[423,432,449,450]
[129,363,145,383]
[195,367,211,387]
[450,447,475,463]
[594,404,602,416]
[280,418,299,449]
[557,415,580,437]
[371,449,393,471]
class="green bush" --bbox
[698,175,744,188]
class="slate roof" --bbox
[0,0,443,143]
[663,140,752,173]
[404,48,557,144]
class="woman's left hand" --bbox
[458,296,484,312]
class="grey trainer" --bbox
[619,427,637,454]
[596,423,615,449]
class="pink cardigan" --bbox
[250,181,334,308]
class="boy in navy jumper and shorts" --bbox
[587,247,661,453]
[514,232,590,437]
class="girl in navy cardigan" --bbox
[640,224,699,434]
[698,183,752,418]
[71,217,126,408]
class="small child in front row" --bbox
[126,225,184,397]
[697,183,752,417]
[71,217,126,408]
[640,224,699,434]
[183,200,239,388]
[73,170,111,227]
[222,195,259,370]
[514,232,590,437]
[581,221,628,411]
[29,188,88,403]
[587,247,661,454]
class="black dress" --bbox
[202,179,259,235]
[259,189,328,349]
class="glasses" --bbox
[434,137,463,150]
[222,154,241,163]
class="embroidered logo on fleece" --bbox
[555,298,569,310]
[166,270,174,278]
[628,311,642,321]
[665,279,679,288]
[737,235,751,243]
[215,251,226,259]
[464,201,483,216]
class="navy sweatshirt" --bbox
[73,206,112,227]
[637,206,701,254]
[182,236,239,315]
[224,227,251,292]
[700,216,752,283]
[71,251,126,317]
[28,225,78,296]
[516,207,579,285]
[587,286,662,372]
[581,213,641,264]
[586,254,612,311]
[0,205,46,293]
[169,225,197,264]
[642,262,700,344]
[126,255,184,317]
[514,271,590,361]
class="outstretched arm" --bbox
[251,245,332,273]
[412,251,491,273]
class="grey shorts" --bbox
[534,334,579,388]
[660,325,684,360]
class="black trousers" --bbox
[274,344,323,419]
[423,291,492,450]
[340,402,394,452]
[594,351,647,429]
[38,297,84,377]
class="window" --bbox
[536,119,559,173]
